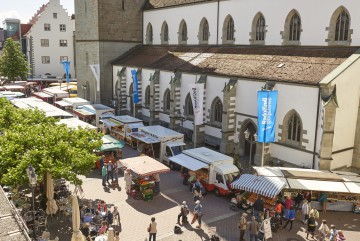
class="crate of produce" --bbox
[143,192,153,201]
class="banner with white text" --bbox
[257,90,278,143]
[189,84,204,125]
[131,69,139,104]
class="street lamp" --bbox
[26,165,37,240]
[244,128,258,168]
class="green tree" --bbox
[0,98,103,186]
[0,38,28,83]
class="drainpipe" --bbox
[216,0,220,45]
[312,85,321,169]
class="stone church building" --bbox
[74,0,360,171]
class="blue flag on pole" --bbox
[61,61,71,83]
[257,90,278,143]
[131,69,139,103]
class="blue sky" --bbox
[0,0,74,27]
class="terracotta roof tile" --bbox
[112,45,359,84]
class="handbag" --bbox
[147,223,151,232]
[315,221,318,226]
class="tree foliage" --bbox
[0,38,28,83]
[0,98,103,186]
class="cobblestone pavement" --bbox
[47,146,360,241]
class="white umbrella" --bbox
[45,172,58,215]
[71,194,85,241]
[107,227,114,241]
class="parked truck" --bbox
[128,125,186,169]
[169,147,240,196]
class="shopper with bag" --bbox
[318,219,330,241]
[147,217,157,241]
[238,213,247,241]
[306,214,317,239]
[302,200,311,224]
[177,201,189,225]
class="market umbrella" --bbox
[71,194,85,241]
[107,227,114,241]
[45,172,58,215]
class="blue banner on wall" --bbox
[61,61,71,83]
[257,90,278,143]
[131,69,139,103]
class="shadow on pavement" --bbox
[125,193,178,215]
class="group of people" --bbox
[100,155,119,187]
[80,200,121,241]
[239,213,260,241]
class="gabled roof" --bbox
[111,45,359,84]
[20,24,32,36]
[28,3,48,25]
[145,0,212,10]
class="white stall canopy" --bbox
[169,154,208,171]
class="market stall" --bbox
[95,135,125,169]
[120,156,170,201]
[231,174,286,212]
[73,104,114,127]
[253,166,360,212]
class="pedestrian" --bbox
[112,206,121,226]
[318,219,330,241]
[275,200,283,225]
[98,221,108,234]
[154,173,160,192]
[253,196,264,222]
[105,210,113,225]
[98,200,107,217]
[318,192,327,214]
[113,161,119,185]
[304,192,312,203]
[248,216,259,241]
[193,186,202,202]
[107,161,114,184]
[294,192,304,210]
[310,207,320,220]
[283,206,295,230]
[124,169,132,194]
[329,225,338,241]
[336,230,346,241]
[238,213,247,241]
[193,200,203,229]
[102,163,108,186]
[306,214,316,239]
[93,211,102,224]
[147,217,157,241]
[177,201,189,225]
[99,155,105,175]
[283,196,293,219]
[301,199,311,224]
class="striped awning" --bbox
[231,174,286,199]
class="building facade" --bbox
[76,0,360,170]
[24,0,75,79]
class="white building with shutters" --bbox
[24,0,75,79]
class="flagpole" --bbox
[194,123,197,148]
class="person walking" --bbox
[294,192,304,210]
[112,206,121,226]
[148,217,157,241]
[238,213,247,241]
[318,193,328,214]
[107,161,114,184]
[193,200,203,229]
[177,201,189,225]
[318,219,330,241]
[124,169,132,194]
[253,196,264,222]
[102,163,108,186]
[248,216,259,241]
[99,155,105,175]
[301,200,311,224]
[306,214,317,239]
[329,225,338,241]
[283,206,295,230]
[283,196,293,219]
[310,207,320,220]
[275,200,283,225]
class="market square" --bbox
[1,0,360,241]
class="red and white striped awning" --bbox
[231,174,286,199]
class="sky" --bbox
[0,0,74,27]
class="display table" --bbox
[310,200,354,212]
